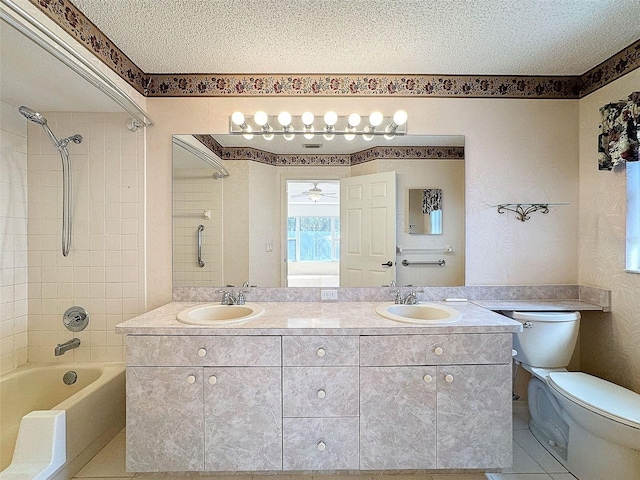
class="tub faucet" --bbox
[55,338,80,356]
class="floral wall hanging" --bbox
[598,92,640,170]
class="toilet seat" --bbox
[548,372,640,429]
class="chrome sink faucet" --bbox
[394,290,418,305]
[216,289,250,305]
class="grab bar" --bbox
[197,225,205,267]
[401,259,445,267]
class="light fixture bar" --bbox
[229,112,407,138]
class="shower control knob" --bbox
[197,348,207,357]
[444,374,454,383]
[434,346,443,356]
[317,348,326,357]
[63,306,90,332]
[187,375,196,384]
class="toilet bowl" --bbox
[506,310,640,480]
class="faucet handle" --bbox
[393,290,402,304]
[215,289,231,305]
[237,290,250,305]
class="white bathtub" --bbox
[0,363,125,479]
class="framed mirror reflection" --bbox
[172,133,465,288]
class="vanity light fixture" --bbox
[229,111,408,139]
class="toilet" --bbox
[506,310,640,480]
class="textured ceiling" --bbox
[71,0,640,75]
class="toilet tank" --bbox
[505,311,580,368]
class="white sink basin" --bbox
[375,302,461,324]
[177,303,265,325]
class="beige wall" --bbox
[578,69,640,394]
[147,96,580,304]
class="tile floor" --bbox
[73,401,577,480]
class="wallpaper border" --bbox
[192,135,464,166]
[29,0,640,99]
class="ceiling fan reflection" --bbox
[292,182,337,202]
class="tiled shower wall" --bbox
[27,111,145,363]
[172,168,223,286]
[0,101,29,374]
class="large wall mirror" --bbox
[172,133,465,288]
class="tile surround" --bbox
[0,100,29,374]
[26,112,145,363]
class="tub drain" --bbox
[63,371,78,385]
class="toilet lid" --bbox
[548,372,640,429]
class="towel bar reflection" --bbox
[401,259,445,267]
[197,225,205,267]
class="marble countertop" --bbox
[116,301,523,336]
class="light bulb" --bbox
[347,113,361,127]
[393,110,408,125]
[242,125,254,140]
[263,132,274,141]
[344,133,355,141]
[283,132,295,141]
[301,111,315,126]
[254,111,269,126]
[324,111,338,126]
[231,111,245,126]
[323,132,335,141]
[363,133,374,141]
[278,111,292,127]
[384,133,395,140]
[369,111,383,127]
[303,126,315,140]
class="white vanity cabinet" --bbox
[359,334,513,470]
[126,335,282,472]
[281,335,360,470]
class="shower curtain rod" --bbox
[1,0,154,129]
[173,136,230,179]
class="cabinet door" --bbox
[204,366,282,471]
[126,367,203,472]
[360,366,437,469]
[436,364,512,469]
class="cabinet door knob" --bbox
[445,374,454,383]
[317,441,326,452]
[423,374,433,383]
[317,389,326,399]
[187,374,196,384]
[197,348,207,357]
[434,346,444,356]
[317,348,326,357]
[208,375,217,385]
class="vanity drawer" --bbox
[283,417,359,471]
[282,335,358,366]
[283,366,359,418]
[360,334,512,366]
[127,335,281,366]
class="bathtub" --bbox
[0,363,125,480]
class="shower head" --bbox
[18,106,48,125]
